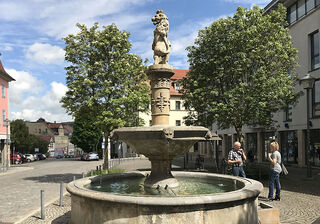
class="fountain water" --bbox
[67,10,263,224]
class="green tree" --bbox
[61,23,149,133]
[71,107,102,153]
[181,5,299,142]
[29,135,49,154]
[10,119,30,153]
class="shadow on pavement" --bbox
[52,211,71,224]
[312,217,320,224]
[24,173,83,183]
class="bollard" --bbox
[91,170,93,176]
[40,190,45,220]
[96,166,98,171]
[73,176,76,181]
[82,172,85,178]
[59,182,63,207]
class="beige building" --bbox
[213,0,320,168]
[26,118,80,157]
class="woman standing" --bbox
[268,141,282,201]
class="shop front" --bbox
[310,129,320,167]
[280,131,298,164]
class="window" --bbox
[1,83,5,98]
[297,0,306,18]
[149,120,152,126]
[175,82,180,91]
[306,0,315,12]
[176,120,181,126]
[2,110,5,127]
[313,80,320,116]
[287,0,320,24]
[310,31,319,70]
[285,104,293,121]
[289,3,297,24]
[175,101,181,110]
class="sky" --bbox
[0,0,270,123]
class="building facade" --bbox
[0,59,15,168]
[26,118,81,157]
[215,0,320,168]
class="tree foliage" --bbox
[71,106,102,153]
[61,23,150,136]
[10,119,49,154]
[10,119,30,153]
[28,135,49,154]
[181,5,299,141]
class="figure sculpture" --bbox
[151,10,171,65]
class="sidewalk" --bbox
[0,164,34,176]
[21,159,320,224]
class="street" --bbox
[0,158,102,223]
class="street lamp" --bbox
[4,119,10,170]
[300,73,316,178]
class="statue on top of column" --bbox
[151,10,171,65]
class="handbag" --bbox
[281,163,288,175]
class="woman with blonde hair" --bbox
[268,141,282,201]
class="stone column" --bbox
[297,129,305,167]
[148,65,174,126]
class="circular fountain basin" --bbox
[67,171,263,224]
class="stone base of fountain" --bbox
[67,172,263,224]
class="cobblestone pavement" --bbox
[22,194,71,224]
[19,159,320,224]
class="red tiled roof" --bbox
[64,125,73,134]
[0,60,15,82]
[172,69,189,80]
[34,134,51,143]
[47,123,61,129]
[170,69,189,95]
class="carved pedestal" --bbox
[148,64,174,126]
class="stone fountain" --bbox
[67,10,263,224]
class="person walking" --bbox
[228,141,247,177]
[268,141,282,201]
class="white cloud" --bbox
[0,0,151,38]
[7,69,43,105]
[3,45,13,51]
[26,43,65,65]
[7,69,71,122]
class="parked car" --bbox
[36,153,46,160]
[10,154,22,164]
[56,154,63,159]
[86,152,99,161]
[33,154,39,161]
[25,154,35,162]
[80,153,88,161]
[19,154,27,163]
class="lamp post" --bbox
[4,119,9,170]
[300,73,316,178]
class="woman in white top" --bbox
[267,141,282,201]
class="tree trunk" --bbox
[235,126,244,149]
